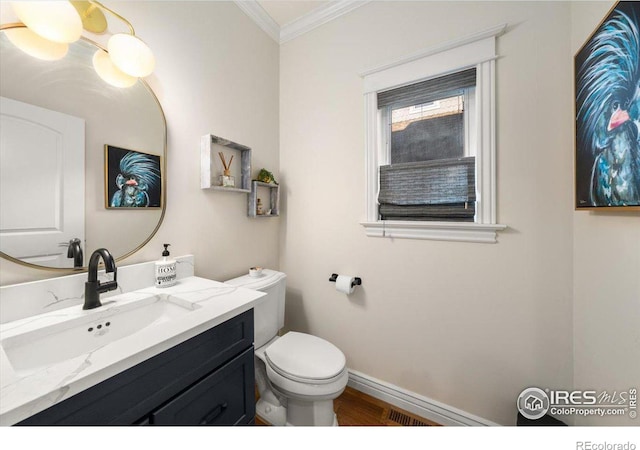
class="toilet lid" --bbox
[265,332,346,381]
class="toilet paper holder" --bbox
[329,273,362,288]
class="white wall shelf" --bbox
[206,186,251,194]
[201,134,251,192]
[248,181,280,217]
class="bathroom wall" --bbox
[571,2,640,427]
[0,1,280,285]
[279,1,575,425]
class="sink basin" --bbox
[1,294,201,373]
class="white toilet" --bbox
[225,270,348,426]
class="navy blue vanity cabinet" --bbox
[17,310,255,426]
[150,348,253,425]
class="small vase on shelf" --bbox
[218,152,235,187]
[220,174,235,187]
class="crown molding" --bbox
[279,1,370,44]
[234,0,280,43]
[234,1,370,45]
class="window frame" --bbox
[360,24,507,243]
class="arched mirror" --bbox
[0,25,167,271]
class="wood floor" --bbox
[256,386,440,426]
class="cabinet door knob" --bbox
[200,402,228,425]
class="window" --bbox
[391,94,468,165]
[379,69,476,222]
[360,24,507,243]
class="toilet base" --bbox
[286,398,337,426]
[256,398,287,426]
[257,401,339,427]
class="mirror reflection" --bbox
[0,30,166,270]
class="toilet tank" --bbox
[224,270,286,348]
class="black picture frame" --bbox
[105,145,162,209]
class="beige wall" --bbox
[279,1,575,425]
[0,1,281,285]
[571,2,640,427]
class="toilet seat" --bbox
[265,332,346,383]
[261,332,349,400]
[266,362,348,400]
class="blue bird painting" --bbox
[107,146,161,208]
[575,1,640,208]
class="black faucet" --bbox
[84,248,118,310]
[67,238,84,268]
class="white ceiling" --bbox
[257,1,329,27]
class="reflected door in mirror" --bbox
[0,96,85,268]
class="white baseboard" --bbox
[347,369,500,427]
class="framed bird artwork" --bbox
[575,1,640,210]
[105,145,162,209]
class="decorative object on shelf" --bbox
[105,145,162,209]
[201,134,251,192]
[575,1,640,210]
[218,151,235,187]
[248,180,280,218]
[3,1,156,88]
[256,168,278,185]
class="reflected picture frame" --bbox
[105,145,162,209]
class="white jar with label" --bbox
[155,244,177,287]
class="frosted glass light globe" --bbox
[5,27,69,61]
[108,33,155,78]
[92,49,137,88]
[12,1,83,44]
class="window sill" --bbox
[360,220,506,243]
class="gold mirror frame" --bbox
[0,23,167,272]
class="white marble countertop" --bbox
[0,276,265,426]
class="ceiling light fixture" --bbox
[70,0,108,34]
[92,48,137,88]
[87,1,155,78]
[3,1,155,87]
[4,26,69,61]
[12,1,83,44]
[108,33,155,78]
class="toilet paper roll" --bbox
[335,275,355,295]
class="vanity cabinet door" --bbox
[151,347,254,426]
